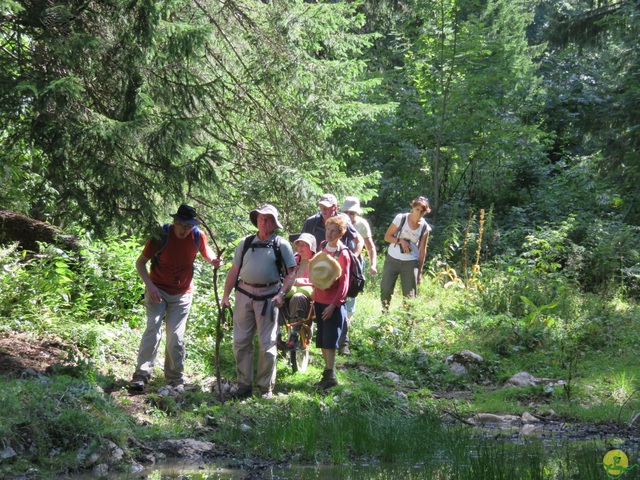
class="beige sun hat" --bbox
[294,232,317,254]
[318,193,338,207]
[249,204,283,229]
[308,251,342,290]
[339,196,363,215]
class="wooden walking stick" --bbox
[196,214,227,403]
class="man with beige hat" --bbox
[338,196,377,355]
[301,193,364,257]
[222,204,297,399]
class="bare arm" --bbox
[136,254,162,303]
[200,240,223,268]
[272,266,296,307]
[222,264,240,308]
[383,222,399,246]
[416,232,429,285]
[384,220,412,254]
[353,232,364,257]
[363,236,377,275]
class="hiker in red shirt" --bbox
[129,205,222,393]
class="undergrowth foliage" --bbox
[0,228,639,477]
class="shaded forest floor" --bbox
[2,329,638,449]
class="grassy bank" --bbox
[0,239,639,477]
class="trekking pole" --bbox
[196,214,227,403]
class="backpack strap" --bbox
[320,240,348,261]
[236,234,286,288]
[396,214,428,241]
[419,222,428,242]
[395,213,408,240]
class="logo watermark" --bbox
[598,450,639,479]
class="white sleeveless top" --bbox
[387,213,431,261]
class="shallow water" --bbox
[61,420,640,480]
[64,445,640,480]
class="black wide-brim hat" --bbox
[170,204,200,225]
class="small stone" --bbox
[506,372,536,387]
[459,350,484,363]
[93,464,109,475]
[450,362,467,376]
[382,371,401,383]
[522,412,540,423]
[1,447,17,460]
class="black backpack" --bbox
[321,241,366,298]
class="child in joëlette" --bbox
[311,215,350,389]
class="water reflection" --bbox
[69,461,459,480]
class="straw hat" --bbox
[308,252,342,290]
[339,196,363,215]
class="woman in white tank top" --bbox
[380,197,432,310]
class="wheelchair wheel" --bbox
[290,322,313,373]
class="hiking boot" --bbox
[227,386,253,400]
[260,390,273,400]
[128,379,146,393]
[314,369,338,390]
[313,369,330,388]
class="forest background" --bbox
[1,0,640,477]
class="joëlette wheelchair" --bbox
[277,292,315,373]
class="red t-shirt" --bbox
[142,226,212,295]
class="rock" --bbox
[93,464,109,476]
[76,448,100,465]
[0,446,17,461]
[157,439,216,458]
[382,371,401,383]
[522,412,540,423]
[506,372,537,387]
[521,424,542,436]
[506,372,565,388]
[446,350,483,375]
[449,362,467,376]
[393,391,408,401]
[459,350,484,363]
[136,453,156,465]
[106,441,124,462]
[468,413,521,425]
[129,462,145,473]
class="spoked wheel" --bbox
[290,322,313,373]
